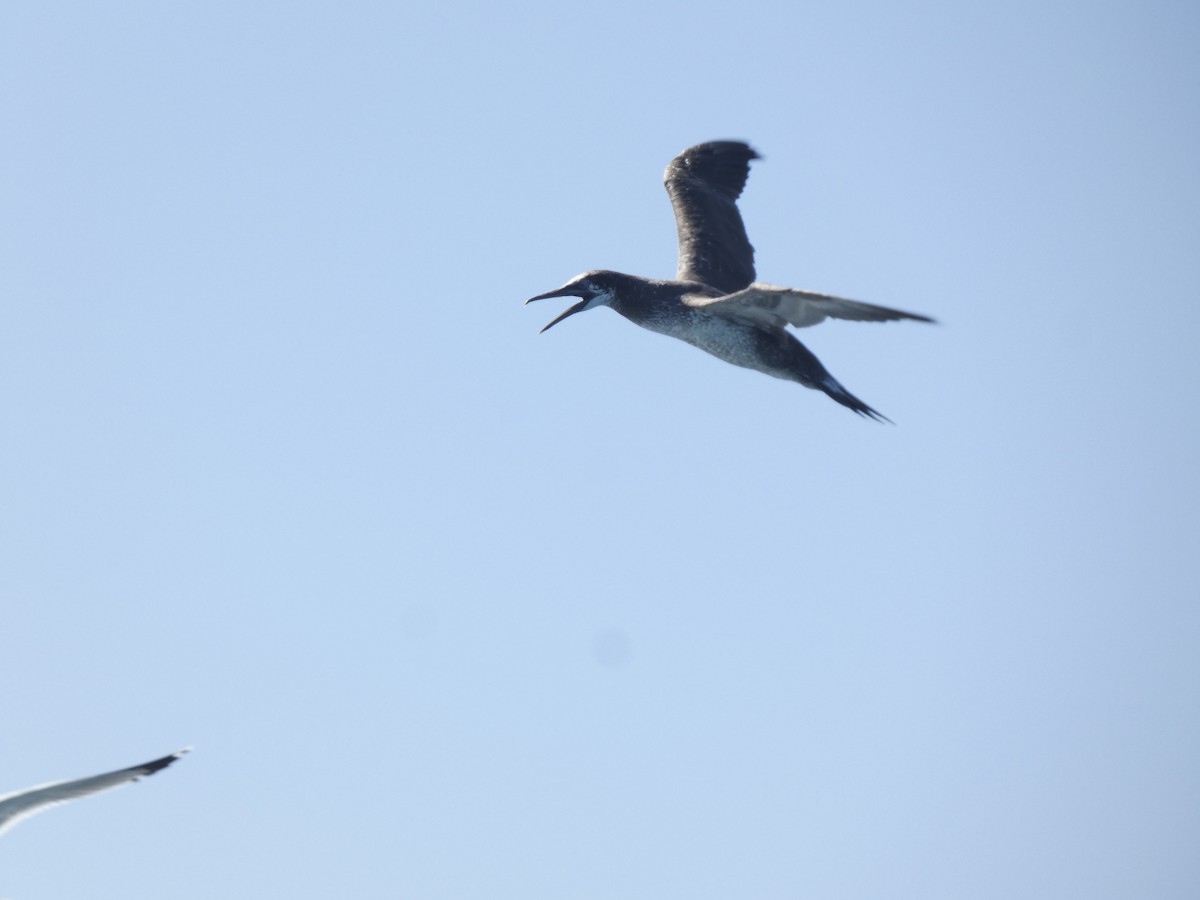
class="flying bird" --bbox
[526,141,934,421]
[0,748,189,837]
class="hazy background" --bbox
[3,1,1198,897]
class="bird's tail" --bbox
[819,375,892,423]
[778,332,892,422]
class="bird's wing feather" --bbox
[664,141,759,294]
[0,748,189,836]
[686,284,936,329]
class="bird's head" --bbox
[525,270,623,333]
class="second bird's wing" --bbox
[0,748,189,836]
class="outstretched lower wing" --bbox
[687,283,936,329]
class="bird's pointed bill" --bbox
[526,286,591,333]
[535,299,591,332]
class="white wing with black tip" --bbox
[0,748,189,836]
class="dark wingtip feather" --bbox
[137,748,191,778]
[668,141,760,201]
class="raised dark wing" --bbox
[0,748,189,836]
[664,141,759,294]
[685,284,936,329]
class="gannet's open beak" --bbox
[526,286,591,333]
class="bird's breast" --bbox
[638,309,785,375]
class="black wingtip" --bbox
[904,311,938,325]
[670,141,761,201]
[138,748,191,777]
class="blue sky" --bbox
[2,1,1198,897]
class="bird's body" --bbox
[526,141,933,420]
[0,748,188,837]
[631,289,790,382]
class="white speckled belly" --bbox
[639,309,790,379]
